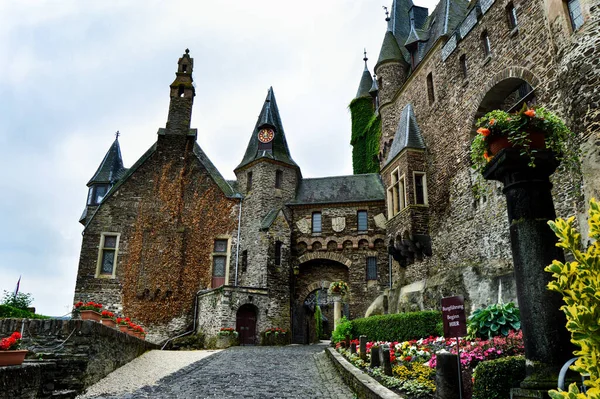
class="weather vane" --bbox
[383,6,390,22]
[115,130,120,139]
[363,48,368,63]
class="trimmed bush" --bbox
[331,316,353,344]
[0,305,48,319]
[351,311,442,342]
[472,356,526,399]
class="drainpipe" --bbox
[234,197,243,287]
[388,254,393,289]
[161,288,202,350]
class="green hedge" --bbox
[0,304,48,319]
[350,311,442,342]
[472,356,526,399]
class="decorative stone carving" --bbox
[332,217,345,232]
[374,213,387,229]
[296,218,311,234]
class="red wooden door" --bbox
[236,305,257,345]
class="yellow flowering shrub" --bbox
[545,199,600,399]
[392,362,436,392]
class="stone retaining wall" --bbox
[0,318,158,397]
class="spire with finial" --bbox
[355,49,373,99]
[165,49,195,136]
[383,6,390,22]
[115,130,120,140]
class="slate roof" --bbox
[356,66,373,98]
[369,74,379,95]
[87,138,127,185]
[235,87,299,172]
[260,208,281,231]
[384,103,425,166]
[376,31,407,66]
[289,174,385,205]
[378,0,468,69]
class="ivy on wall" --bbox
[349,97,381,174]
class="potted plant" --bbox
[328,281,349,297]
[116,317,130,333]
[133,325,145,339]
[471,105,577,175]
[74,301,103,322]
[216,327,239,348]
[261,327,289,346]
[0,331,28,366]
[100,310,117,328]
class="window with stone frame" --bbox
[96,233,120,278]
[212,238,229,288]
[506,2,518,30]
[357,210,368,232]
[275,241,282,266]
[247,171,253,191]
[414,172,428,205]
[275,170,283,189]
[387,168,406,218]
[460,54,468,79]
[312,211,322,233]
[366,256,377,280]
[481,31,492,57]
[426,73,435,105]
[566,0,584,31]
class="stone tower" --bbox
[234,88,300,289]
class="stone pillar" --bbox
[350,342,357,355]
[435,352,461,399]
[333,296,342,330]
[382,347,393,376]
[483,149,574,388]
[359,335,367,361]
[370,346,380,368]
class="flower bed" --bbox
[336,330,524,399]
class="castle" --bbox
[73,0,599,344]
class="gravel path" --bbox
[80,344,354,398]
[78,350,221,398]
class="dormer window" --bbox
[87,184,110,206]
[567,0,584,31]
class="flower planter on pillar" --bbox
[488,130,545,157]
[80,310,102,322]
[483,149,574,391]
[101,318,116,328]
[0,350,28,367]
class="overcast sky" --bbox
[0,0,439,317]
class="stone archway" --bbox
[291,258,349,344]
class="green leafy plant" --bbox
[314,304,323,341]
[331,316,353,343]
[1,291,33,311]
[467,302,521,339]
[545,199,600,398]
[470,105,577,174]
[350,311,441,343]
[472,356,526,399]
[0,305,48,319]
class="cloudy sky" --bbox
[0,0,439,316]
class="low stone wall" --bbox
[326,347,402,399]
[0,363,46,399]
[0,318,158,397]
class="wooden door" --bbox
[236,305,257,345]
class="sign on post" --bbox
[441,295,467,338]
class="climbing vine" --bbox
[349,97,380,174]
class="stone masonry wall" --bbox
[0,318,157,394]
[74,133,238,343]
[372,0,595,312]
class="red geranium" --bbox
[0,331,22,351]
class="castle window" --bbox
[357,210,368,232]
[567,0,584,31]
[312,212,322,233]
[242,250,248,273]
[460,55,468,79]
[247,172,253,191]
[366,257,377,280]
[88,184,110,206]
[275,170,283,189]
[178,84,185,97]
[275,241,282,266]
[414,172,428,205]
[96,233,120,278]
[182,64,188,73]
[506,3,518,30]
[426,73,435,105]
[387,168,406,218]
[212,238,230,288]
[482,31,491,57]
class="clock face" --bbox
[258,128,275,143]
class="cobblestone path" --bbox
[86,344,355,399]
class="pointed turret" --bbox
[165,49,195,136]
[80,134,127,224]
[369,74,379,98]
[356,50,373,99]
[384,103,425,166]
[235,87,298,172]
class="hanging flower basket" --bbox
[328,281,349,297]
